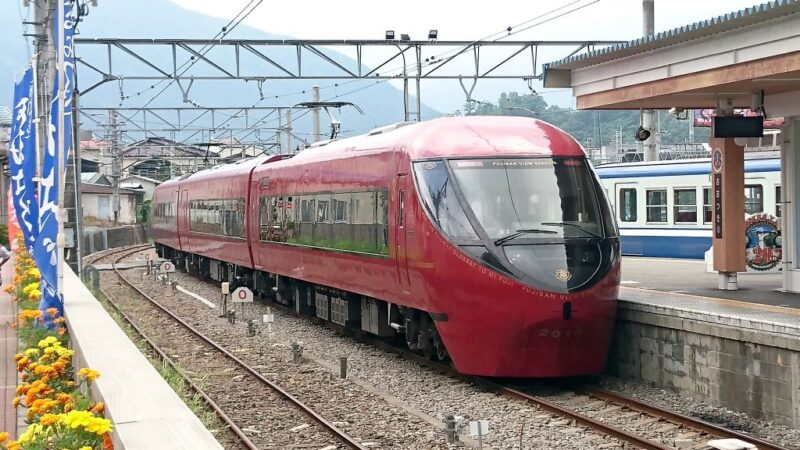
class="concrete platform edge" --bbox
[63,265,223,450]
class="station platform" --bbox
[621,256,796,308]
[612,257,800,428]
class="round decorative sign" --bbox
[711,148,723,173]
[745,213,782,271]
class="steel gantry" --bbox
[75,38,623,121]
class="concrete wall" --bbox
[83,193,138,224]
[83,225,148,255]
[609,299,800,427]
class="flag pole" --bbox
[56,0,66,298]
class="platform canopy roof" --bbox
[543,0,800,114]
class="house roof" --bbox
[81,183,141,195]
[120,137,206,158]
[120,174,163,185]
[544,0,800,71]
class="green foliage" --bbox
[463,92,712,146]
[0,223,7,247]
[138,199,152,225]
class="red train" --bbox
[152,116,620,377]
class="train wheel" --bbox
[432,328,448,361]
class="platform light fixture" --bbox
[428,29,438,40]
[385,30,395,40]
[401,33,411,41]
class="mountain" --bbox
[2,0,442,142]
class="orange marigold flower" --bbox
[39,413,60,426]
[46,307,58,317]
[57,393,72,404]
[7,440,20,450]
[0,431,8,443]
[90,402,105,414]
[57,327,66,336]
[103,432,114,450]
[53,317,66,325]
[78,368,101,381]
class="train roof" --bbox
[595,151,779,179]
[260,116,585,170]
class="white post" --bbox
[312,86,320,143]
[56,0,66,296]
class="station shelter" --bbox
[543,1,800,292]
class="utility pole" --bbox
[110,110,120,226]
[642,0,657,161]
[312,85,320,142]
[275,110,282,154]
[285,109,293,153]
[33,1,55,179]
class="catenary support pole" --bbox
[642,0,657,162]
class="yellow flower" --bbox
[18,423,44,443]
[0,431,8,443]
[61,411,94,428]
[24,348,40,358]
[12,396,20,408]
[85,416,113,435]
[6,440,19,450]
[79,447,92,450]
[77,368,101,381]
[38,336,59,348]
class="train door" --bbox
[178,188,188,249]
[395,174,410,285]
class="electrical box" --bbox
[221,282,230,295]
[360,297,394,337]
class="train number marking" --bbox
[537,327,584,339]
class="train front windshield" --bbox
[414,157,618,293]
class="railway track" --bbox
[93,246,367,450]
[89,246,790,450]
[234,285,788,450]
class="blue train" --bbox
[596,151,780,259]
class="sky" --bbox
[169,0,766,112]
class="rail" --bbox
[106,246,367,450]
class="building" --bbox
[542,0,800,293]
[120,174,162,201]
[81,182,143,225]
[120,137,215,181]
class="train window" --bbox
[300,197,315,223]
[776,186,782,217]
[259,197,271,240]
[619,188,637,222]
[332,194,350,223]
[645,190,667,223]
[316,198,330,223]
[673,189,697,224]
[703,188,712,224]
[413,161,478,240]
[744,185,763,214]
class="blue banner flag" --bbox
[8,67,38,252]
[35,0,77,315]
